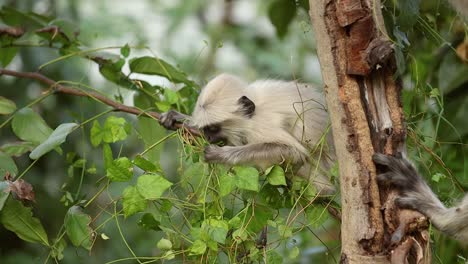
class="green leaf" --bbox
[297,0,309,10]
[103,116,130,143]
[277,224,292,238]
[50,238,66,260]
[137,213,161,231]
[156,238,172,250]
[162,250,175,260]
[0,196,49,246]
[189,239,207,255]
[0,6,50,27]
[289,246,300,259]
[231,228,248,243]
[397,0,421,31]
[202,219,229,244]
[265,165,286,186]
[164,88,178,104]
[431,172,445,183]
[133,155,161,173]
[268,0,297,39]
[64,206,93,250]
[219,172,235,197]
[267,251,283,264]
[129,56,194,85]
[240,205,273,233]
[0,141,36,157]
[102,143,113,169]
[12,108,53,144]
[91,117,130,146]
[0,46,18,67]
[305,206,328,227]
[90,120,103,147]
[0,181,9,211]
[233,166,259,192]
[120,44,130,58]
[30,123,78,159]
[136,173,172,200]
[106,157,133,182]
[0,96,16,114]
[134,91,166,162]
[122,186,147,217]
[0,151,18,176]
[155,101,172,112]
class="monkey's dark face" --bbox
[199,95,255,146]
[202,124,227,145]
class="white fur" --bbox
[191,74,336,194]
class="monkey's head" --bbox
[190,74,256,146]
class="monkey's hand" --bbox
[373,153,468,242]
[372,153,430,210]
[204,145,224,163]
[159,110,189,131]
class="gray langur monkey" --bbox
[160,74,336,194]
[373,153,468,243]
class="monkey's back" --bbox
[246,80,331,151]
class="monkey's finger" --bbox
[377,172,409,188]
[394,197,419,211]
[372,153,397,166]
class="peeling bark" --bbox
[309,0,431,263]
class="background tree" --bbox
[0,0,466,263]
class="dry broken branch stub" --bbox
[335,1,394,76]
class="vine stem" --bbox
[0,68,201,136]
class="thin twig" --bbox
[0,68,200,136]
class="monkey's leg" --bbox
[373,153,468,241]
[204,143,307,166]
[159,110,190,130]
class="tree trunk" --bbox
[308,0,431,263]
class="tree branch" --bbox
[0,68,201,136]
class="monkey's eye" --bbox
[203,125,221,134]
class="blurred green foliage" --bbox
[0,0,466,263]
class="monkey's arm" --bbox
[373,153,468,242]
[159,110,190,130]
[204,143,307,166]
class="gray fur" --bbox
[161,74,336,195]
[373,153,468,243]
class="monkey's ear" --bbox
[237,96,255,118]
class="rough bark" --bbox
[308,0,431,263]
